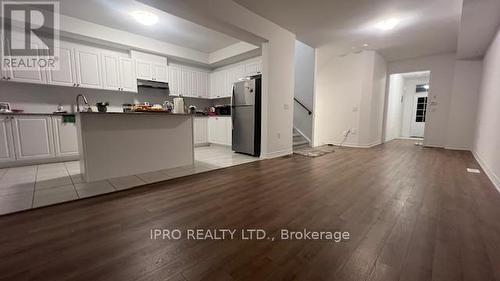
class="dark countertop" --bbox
[77,111,194,116]
[0,112,73,116]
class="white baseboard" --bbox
[444,146,471,151]
[472,151,500,194]
[264,148,293,159]
[320,141,381,148]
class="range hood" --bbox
[137,79,169,89]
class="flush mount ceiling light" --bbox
[131,11,159,26]
[375,18,399,31]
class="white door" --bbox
[410,93,428,138]
[74,47,102,89]
[101,53,121,91]
[52,116,79,157]
[11,116,55,160]
[119,58,137,92]
[194,117,208,145]
[46,45,77,87]
[0,116,16,163]
[136,60,152,80]
[168,65,181,96]
[153,63,168,82]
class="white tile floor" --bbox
[0,145,258,215]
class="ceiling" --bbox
[457,0,500,59]
[400,71,431,79]
[58,0,240,53]
[233,0,462,61]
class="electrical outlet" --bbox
[352,107,359,112]
[351,129,357,135]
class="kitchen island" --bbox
[77,112,194,182]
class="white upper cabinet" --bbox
[0,116,16,163]
[11,116,55,160]
[119,58,137,92]
[181,68,193,96]
[168,64,181,96]
[196,71,209,98]
[74,46,102,89]
[46,44,77,87]
[101,53,121,91]
[153,63,168,82]
[245,60,262,76]
[135,60,153,81]
[6,40,47,85]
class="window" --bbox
[415,97,427,122]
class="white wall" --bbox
[445,60,483,150]
[314,50,387,147]
[384,74,404,142]
[140,0,296,158]
[388,53,456,147]
[364,52,387,146]
[473,27,500,189]
[293,40,315,140]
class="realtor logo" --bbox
[1,1,59,69]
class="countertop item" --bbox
[173,97,185,114]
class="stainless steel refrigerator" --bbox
[231,75,261,157]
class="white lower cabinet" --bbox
[0,116,16,163]
[193,117,208,145]
[52,116,79,157]
[208,117,232,146]
[0,115,79,167]
[11,116,55,160]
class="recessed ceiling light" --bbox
[376,18,399,31]
[363,43,369,47]
[131,11,159,26]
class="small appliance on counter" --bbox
[0,102,12,113]
[215,105,231,116]
[188,105,197,114]
[163,101,173,112]
[122,104,133,112]
[173,97,185,114]
[207,106,216,116]
[96,102,109,112]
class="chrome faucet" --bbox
[76,94,89,112]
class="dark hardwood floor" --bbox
[1,140,500,281]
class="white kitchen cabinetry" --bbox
[101,53,121,91]
[169,64,182,96]
[11,116,55,161]
[245,60,262,76]
[169,64,210,98]
[136,60,168,82]
[119,58,137,92]
[193,117,208,145]
[0,116,16,163]
[181,68,194,96]
[46,45,77,87]
[52,116,79,157]
[153,63,168,82]
[196,71,209,98]
[4,40,47,85]
[74,46,103,89]
[0,115,79,167]
[135,60,153,81]
[208,117,231,146]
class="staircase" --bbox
[293,128,310,150]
